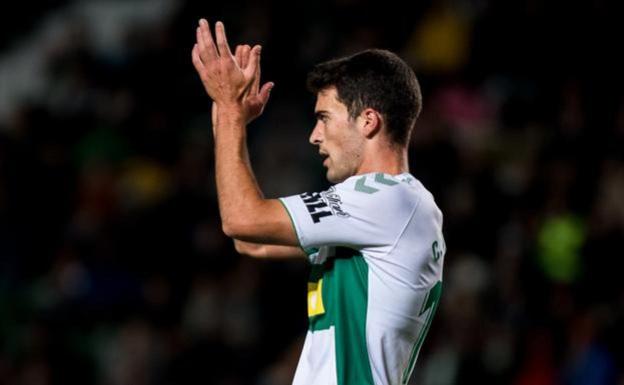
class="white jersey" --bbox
[279,172,446,385]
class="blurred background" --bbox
[1,0,623,384]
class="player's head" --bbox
[306,49,422,183]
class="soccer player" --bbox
[192,19,446,385]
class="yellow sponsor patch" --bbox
[307,279,325,317]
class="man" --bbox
[191,19,446,385]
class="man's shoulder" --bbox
[335,172,425,197]
[329,172,426,214]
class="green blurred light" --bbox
[536,214,585,283]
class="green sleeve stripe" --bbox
[401,281,442,384]
[278,198,310,255]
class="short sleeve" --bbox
[278,174,420,252]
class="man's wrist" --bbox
[216,103,247,126]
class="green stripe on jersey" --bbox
[401,280,442,384]
[308,248,374,385]
[374,173,399,186]
[354,176,379,194]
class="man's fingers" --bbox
[235,45,243,68]
[198,19,218,60]
[194,19,268,112]
[196,27,209,64]
[234,45,250,69]
[215,21,234,58]
[259,82,275,105]
[244,45,262,88]
[191,44,205,72]
[241,45,251,69]
[252,46,261,94]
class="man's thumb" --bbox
[259,82,274,104]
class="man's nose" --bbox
[309,123,322,145]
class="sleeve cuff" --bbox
[278,197,308,251]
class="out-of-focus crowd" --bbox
[1,1,622,384]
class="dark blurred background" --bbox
[1,0,623,384]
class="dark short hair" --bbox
[307,49,422,146]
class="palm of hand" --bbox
[192,20,273,125]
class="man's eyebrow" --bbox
[315,110,329,119]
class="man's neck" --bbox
[356,145,409,176]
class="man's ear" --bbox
[359,108,382,139]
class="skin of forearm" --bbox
[234,240,306,259]
[213,106,266,237]
[233,239,264,257]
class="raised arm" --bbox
[234,240,306,259]
[191,19,299,246]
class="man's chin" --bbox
[326,169,348,184]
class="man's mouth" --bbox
[320,152,329,166]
